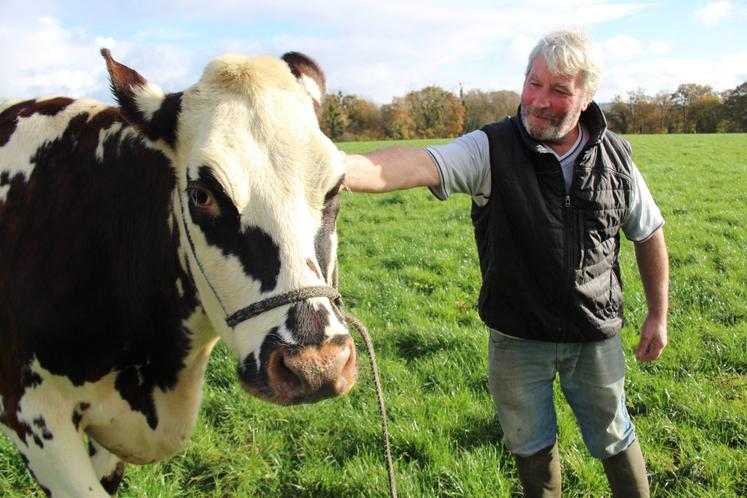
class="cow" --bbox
[0,49,358,497]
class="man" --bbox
[344,29,669,497]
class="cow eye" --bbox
[187,184,220,216]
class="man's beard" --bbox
[521,105,581,144]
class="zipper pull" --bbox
[565,195,571,208]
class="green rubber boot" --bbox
[514,442,561,498]
[601,439,650,498]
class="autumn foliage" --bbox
[321,81,747,141]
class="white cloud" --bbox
[694,1,732,27]
[649,41,672,54]
[0,16,107,99]
[597,51,747,101]
[0,12,204,103]
[602,34,645,62]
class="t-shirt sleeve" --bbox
[425,130,492,205]
[622,161,665,242]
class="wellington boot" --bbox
[514,442,561,498]
[601,439,650,497]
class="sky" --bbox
[1,0,746,106]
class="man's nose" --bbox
[530,90,550,109]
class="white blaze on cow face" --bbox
[103,50,356,404]
[178,54,347,339]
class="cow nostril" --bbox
[341,341,356,378]
[266,347,305,396]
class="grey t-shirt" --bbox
[425,128,664,242]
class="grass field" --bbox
[1,134,745,497]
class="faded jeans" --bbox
[487,329,636,459]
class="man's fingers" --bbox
[636,335,664,362]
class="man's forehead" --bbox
[528,56,583,90]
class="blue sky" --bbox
[1,0,745,105]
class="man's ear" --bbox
[281,52,326,121]
[101,48,182,149]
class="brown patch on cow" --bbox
[281,52,326,119]
[1,96,191,448]
[314,178,342,284]
[76,107,121,157]
[19,98,75,118]
[146,92,182,148]
[102,48,146,99]
[1,99,33,147]
[29,416,54,448]
[101,48,149,131]
[114,368,159,430]
[101,49,182,149]
[100,461,125,495]
[306,258,322,279]
[0,257,36,445]
[72,402,90,430]
[1,98,75,148]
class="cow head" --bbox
[101,49,356,404]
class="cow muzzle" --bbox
[230,286,358,404]
[241,334,358,404]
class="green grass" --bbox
[2,134,745,497]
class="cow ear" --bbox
[100,48,181,149]
[281,52,326,121]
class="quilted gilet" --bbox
[474,102,634,342]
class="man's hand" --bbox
[340,147,440,193]
[635,313,668,361]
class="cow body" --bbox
[0,51,356,497]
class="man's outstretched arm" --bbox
[343,146,441,193]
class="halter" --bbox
[225,285,341,327]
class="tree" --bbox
[382,98,416,139]
[461,89,520,133]
[608,90,662,134]
[320,92,349,141]
[671,83,717,133]
[722,82,747,132]
[689,95,723,133]
[607,96,632,134]
[652,91,675,134]
[341,95,384,141]
[403,86,465,138]
[624,89,659,134]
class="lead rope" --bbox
[343,312,398,498]
[224,286,397,497]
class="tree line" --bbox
[320,81,747,141]
[607,82,747,134]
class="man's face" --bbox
[520,55,591,144]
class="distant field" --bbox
[1,134,745,497]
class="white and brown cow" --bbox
[0,49,357,497]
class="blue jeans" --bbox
[487,329,636,459]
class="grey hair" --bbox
[525,29,603,98]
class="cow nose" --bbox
[266,335,357,404]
